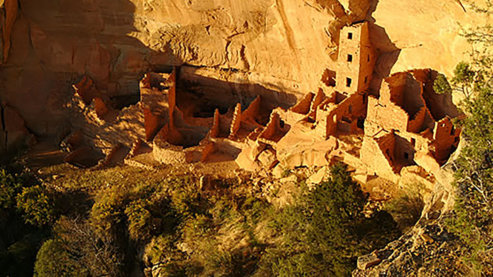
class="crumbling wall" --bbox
[152,138,186,164]
[242,96,261,121]
[229,103,242,138]
[379,73,406,105]
[259,112,287,144]
[143,108,162,141]
[433,117,460,163]
[201,142,216,162]
[394,134,416,168]
[365,95,408,135]
[208,108,232,139]
[407,107,427,133]
[209,109,220,138]
[319,92,366,138]
[361,133,396,181]
[309,88,327,119]
[68,93,146,153]
[290,92,314,115]
[168,70,177,129]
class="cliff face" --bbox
[371,0,489,78]
[0,0,486,138]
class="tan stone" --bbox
[307,167,327,185]
[257,149,278,169]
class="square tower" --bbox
[335,22,376,95]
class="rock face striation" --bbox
[0,0,486,141]
[0,0,489,274]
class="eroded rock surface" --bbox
[0,0,487,140]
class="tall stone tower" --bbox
[335,22,376,95]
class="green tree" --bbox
[447,65,493,271]
[258,164,368,276]
[445,1,493,270]
[452,62,476,98]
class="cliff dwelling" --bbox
[34,20,460,187]
[2,0,488,274]
[0,0,464,187]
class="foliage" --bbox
[22,163,400,276]
[433,73,452,94]
[257,163,395,276]
[451,62,477,98]
[446,64,493,271]
[0,169,24,209]
[385,190,424,232]
[0,168,53,276]
[16,185,56,227]
[125,199,153,241]
[53,216,124,277]
[170,176,204,217]
[90,186,129,233]
[34,239,87,277]
[444,2,493,271]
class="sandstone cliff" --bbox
[0,0,487,140]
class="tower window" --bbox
[346,77,352,87]
[368,55,370,62]
[348,32,353,39]
[347,54,353,62]
[364,76,368,84]
[404,152,409,160]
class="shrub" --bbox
[0,168,24,209]
[125,199,153,241]
[433,73,452,94]
[34,239,87,277]
[16,185,56,226]
[90,187,128,233]
[385,191,424,231]
[54,217,124,277]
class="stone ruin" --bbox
[62,21,461,185]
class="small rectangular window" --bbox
[346,77,352,88]
[368,55,370,62]
[348,32,353,40]
[364,76,368,84]
[347,54,353,62]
